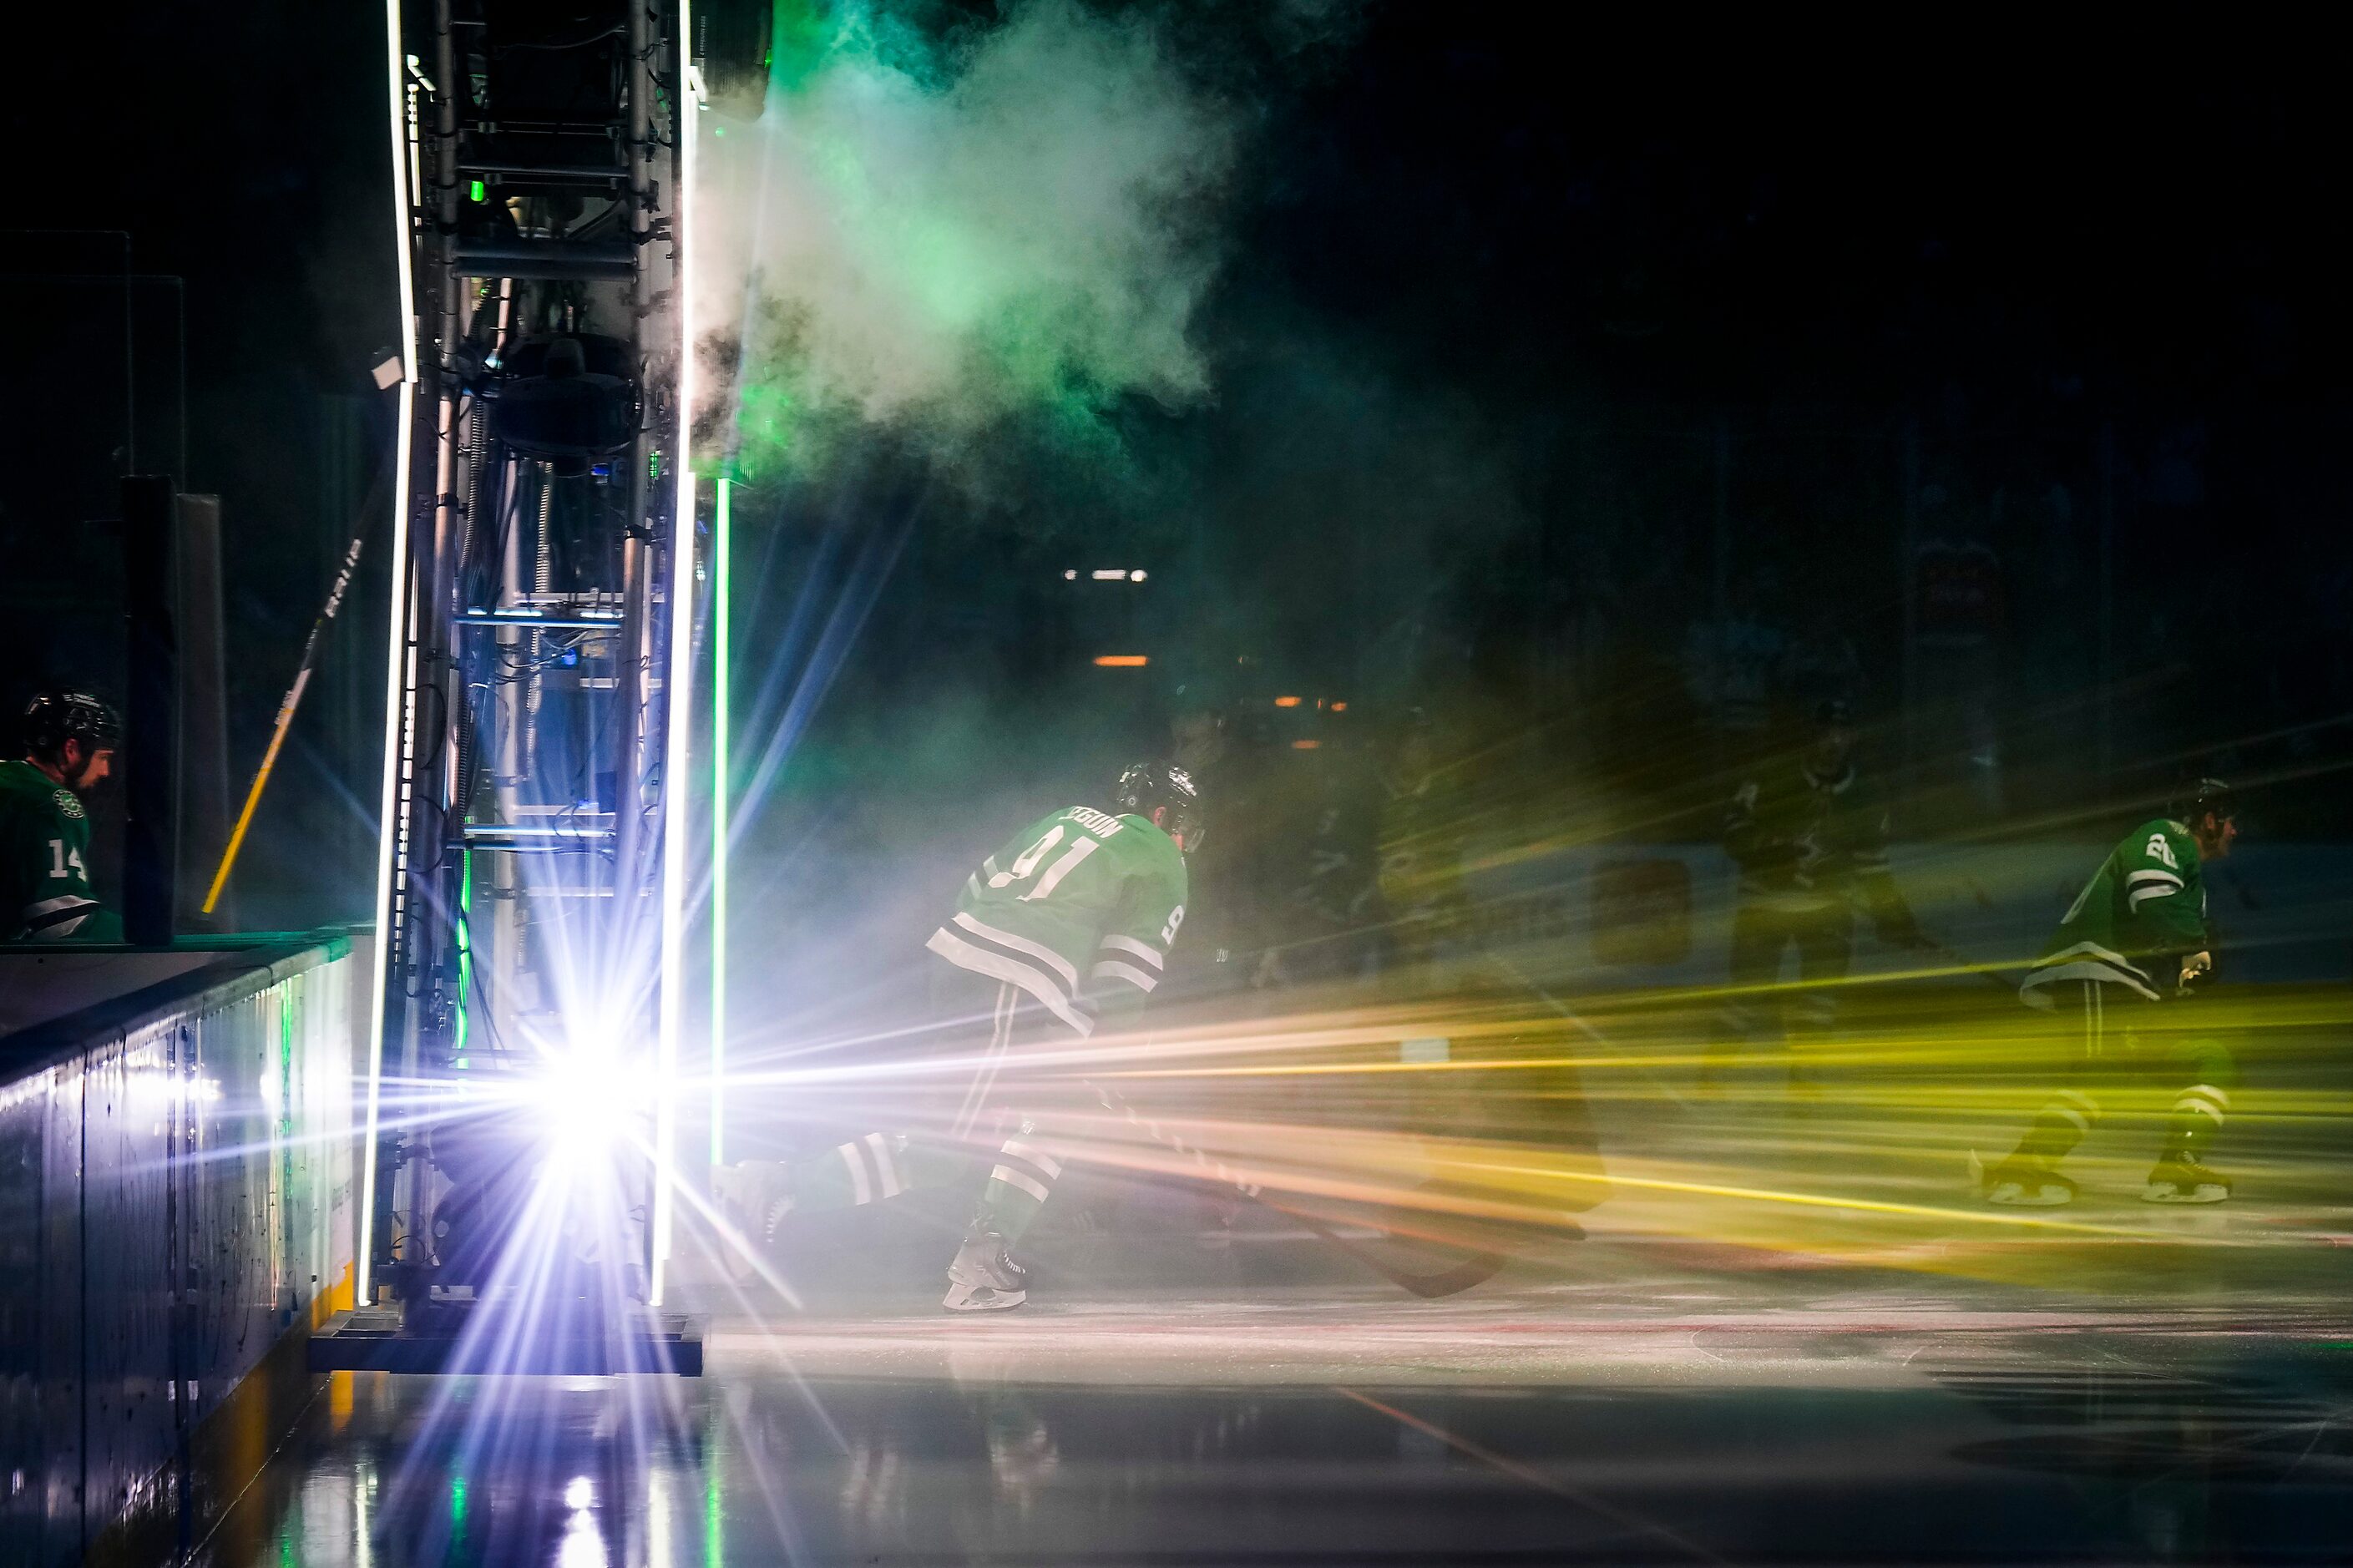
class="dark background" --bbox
[6,4,2348,930]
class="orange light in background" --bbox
[1291,738,1322,749]
[1273,695,1302,707]
[1331,701,1349,711]
[1094,655,1150,667]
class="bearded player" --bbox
[1976,779,2239,1206]
[715,761,1198,1311]
[3,691,122,942]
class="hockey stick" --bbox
[202,473,384,913]
[1917,938,2023,998]
[1272,1202,1525,1299]
[1489,954,1691,1108]
[1080,1080,1530,1300]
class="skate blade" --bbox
[2141,1183,2229,1205]
[1986,1184,2073,1208]
[943,1282,1026,1313]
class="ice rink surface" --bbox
[210,1205,2353,1565]
[199,995,2353,1565]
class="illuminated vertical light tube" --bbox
[650,0,699,1307]
[710,475,731,1168]
[359,0,421,1307]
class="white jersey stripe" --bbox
[1090,960,1158,993]
[24,893,95,918]
[1097,933,1164,969]
[864,1133,904,1199]
[837,1141,874,1206]
[952,910,1080,991]
[926,928,1094,1037]
[22,897,99,936]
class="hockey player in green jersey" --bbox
[1714,701,1930,1085]
[1976,779,2239,1206]
[715,761,1198,1310]
[2,691,121,942]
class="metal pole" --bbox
[1899,419,1920,787]
[2097,422,2116,797]
[1711,418,1729,786]
[360,0,423,1302]
[710,475,730,1167]
[121,474,180,946]
[492,457,526,1028]
[653,0,702,1306]
[1712,420,1730,624]
[611,0,660,932]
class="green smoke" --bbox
[701,0,1235,488]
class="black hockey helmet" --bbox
[1115,761,1204,853]
[22,690,120,760]
[2170,777,2234,827]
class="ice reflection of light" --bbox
[357,1458,375,1568]
[559,1510,609,1568]
[649,1467,676,1568]
[564,1474,595,1510]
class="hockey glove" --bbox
[2177,951,2214,994]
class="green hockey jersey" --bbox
[1723,754,1915,935]
[2021,817,2209,1003]
[926,805,1189,1037]
[0,759,110,940]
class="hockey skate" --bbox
[2142,1156,2229,1205]
[943,1222,1028,1313]
[1971,1150,2077,1207]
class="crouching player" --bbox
[715,762,1198,1310]
[1976,780,2239,1206]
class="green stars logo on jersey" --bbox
[53,789,83,821]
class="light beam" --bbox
[359,0,421,1308]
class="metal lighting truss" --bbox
[359,0,701,1333]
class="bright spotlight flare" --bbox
[320,0,706,1378]
[532,1027,645,1174]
